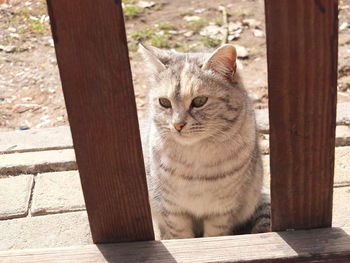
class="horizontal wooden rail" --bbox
[1,228,350,262]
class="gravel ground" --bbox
[0,0,349,131]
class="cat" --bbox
[139,43,270,239]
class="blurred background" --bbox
[0,0,349,131]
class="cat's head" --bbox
[139,44,247,145]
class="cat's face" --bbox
[140,44,245,145]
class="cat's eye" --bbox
[191,96,208,108]
[159,98,172,108]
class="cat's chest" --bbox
[157,145,244,181]
[160,144,237,173]
[163,174,241,216]
[153,142,247,215]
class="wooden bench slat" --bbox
[265,0,338,231]
[46,0,154,242]
[1,228,350,262]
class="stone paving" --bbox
[0,105,349,251]
[0,212,91,250]
[31,171,85,216]
[0,175,33,220]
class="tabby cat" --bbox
[139,43,270,239]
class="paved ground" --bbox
[0,106,349,251]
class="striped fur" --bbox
[139,44,270,239]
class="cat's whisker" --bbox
[208,126,231,141]
[189,128,204,132]
[187,127,206,132]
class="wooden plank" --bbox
[1,228,350,262]
[46,0,154,242]
[265,0,338,231]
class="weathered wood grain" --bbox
[265,0,338,231]
[1,227,350,263]
[46,0,154,242]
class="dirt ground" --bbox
[0,0,349,131]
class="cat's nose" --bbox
[173,122,186,132]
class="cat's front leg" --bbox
[161,213,194,239]
[203,213,232,237]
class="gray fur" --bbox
[139,44,270,239]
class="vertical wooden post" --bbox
[265,0,338,231]
[46,0,154,242]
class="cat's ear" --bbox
[138,43,167,73]
[202,44,237,78]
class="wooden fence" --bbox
[1,0,349,262]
